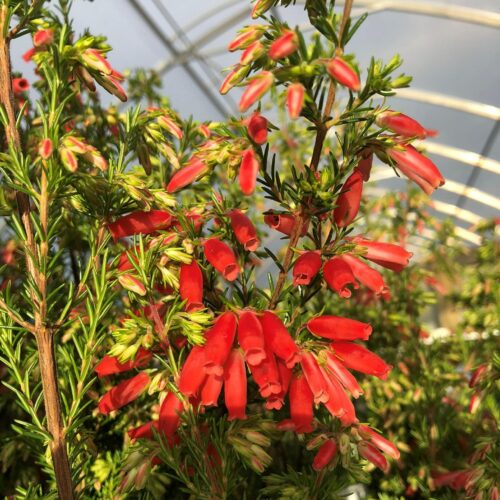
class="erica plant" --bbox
[0,0,448,498]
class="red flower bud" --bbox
[33,28,54,47]
[239,71,274,112]
[118,274,146,296]
[469,364,488,388]
[289,372,314,433]
[352,238,412,272]
[339,254,389,295]
[203,238,240,281]
[376,111,437,139]
[95,347,152,377]
[200,373,223,407]
[239,148,260,195]
[324,350,363,398]
[264,213,309,237]
[237,310,267,366]
[307,315,372,341]
[108,210,172,240]
[249,346,282,398]
[326,58,360,91]
[286,83,305,120]
[12,77,30,95]
[178,346,207,397]
[240,40,265,65]
[157,115,183,140]
[312,439,337,471]
[358,425,400,460]
[358,442,390,473]
[469,392,480,414]
[357,150,373,181]
[203,312,237,376]
[268,30,298,60]
[228,25,265,52]
[323,256,359,298]
[260,311,301,368]
[252,0,274,18]
[158,391,184,444]
[387,145,445,195]
[179,260,204,312]
[293,251,322,286]
[246,112,268,145]
[300,351,329,404]
[334,169,364,227]
[219,65,249,95]
[330,341,392,380]
[224,349,247,420]
[39,138,53,160]
[228,209,260,251]
[98,372,149,414]
[166,156,208,193]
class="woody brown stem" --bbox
[268,1,354,310]
[0,6,74,498]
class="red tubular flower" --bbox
[264,213,309,237]
[166,156,208,193]
[237,310,266,366]
[95,347,152,377]
[98,372,149,415]
[248,346,281,398]
[33,28,54,47]
[228,209,260,251]
[289,372,314,433]
[260,311,301,368]
[357,150,373,181]
[324,350,363,398]
[268,359,292,409]
[203,312,237,376]
[157,115,183,140]
[326,58,360,91]
[353,238,412,272]
[268,30,298,60]
[200,373,224,407]
[246,112,268,145]
[178,346,207,397]
[358,425,400,460]
[387,145,445,195]
[307,315,372,341]
[323,256,359,298]
[300,351,329,404]
[293,251,322,286]
[286,83,305,120]
[118,274,146,296]
[22,47,36,62]
[179,260,204,311]
[158,391,184,444]
[358,442,390,473]
[330,341,392,380]
[321,366,356,425]
[240,40,265,65]
[334,169,364,227]
[81,48,113,75]
[203,238,240,281]
[432,470,471,490]
[228,25,264,51]
[239,148,260,195]
[224,349,247,420]
[313,440,338,471]
[376,111,437,138]
[128,421,158,441]
[252,0,273,18]
[239,71,274,112]
[340,254,388,295]
[12,78,30,95]
[108,210,172,240]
